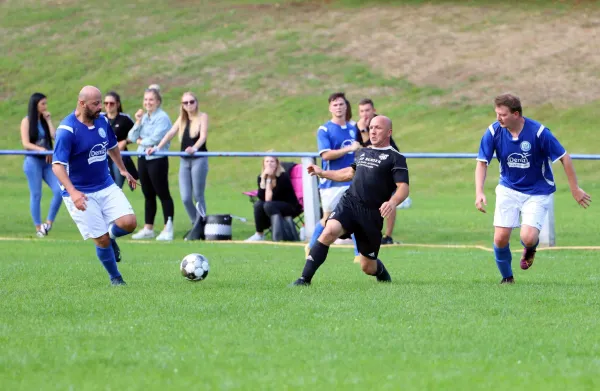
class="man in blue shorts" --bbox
[52,86,138,286]
[475,93,591,284]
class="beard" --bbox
[84,106,101,121]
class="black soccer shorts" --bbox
[327,195,384,260]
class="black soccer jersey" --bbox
[348,146,409,209]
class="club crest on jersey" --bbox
[379,154,389,160]
[98,127,106,138]
[520,141,531,152]
[349,129,356,138]
[507,153,530,169]
[88,142,108,164]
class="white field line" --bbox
[1,237,599,252]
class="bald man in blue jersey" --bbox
[52,86,138,285]
[475,93,591,284]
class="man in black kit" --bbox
[291,116,409,286]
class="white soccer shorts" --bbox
[319,186,349,213]
[63,184,135,240]
[493,185,551,231]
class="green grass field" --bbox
[1,0,599,389]
[1,240,599,390]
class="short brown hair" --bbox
[494,93,522,115]
[328,92,352,121]
[358,98,374,107]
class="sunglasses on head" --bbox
[182,100,196,105]
[104,101,116,106]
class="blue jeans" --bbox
[23,156,62,226]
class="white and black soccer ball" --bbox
[180,253,210,281]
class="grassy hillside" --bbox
[1,0,599,244]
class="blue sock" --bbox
[493,244,513,279]
[96,245,121,279]
[111,224,131,238]
[352,234,359,256]
[520,239,539,250]
[308,222,325,248]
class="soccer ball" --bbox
[180,253,210,281]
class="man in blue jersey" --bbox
[52,86,138,286]
[305,92,361,256]
[475,93,591,284]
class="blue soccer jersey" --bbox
[53,112,117,196]
[477,117,566,195]
[317,120,357,189]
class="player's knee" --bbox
[95,234,111,248]
[493,233,510,248]
[318,230,337,245]
[520,231,538,247]
[360,257,377,275]
[119,214,137,232]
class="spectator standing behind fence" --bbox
[20,92,62,237]
[148,92,209,226]
[103,91,138,190]
[127,85,174,241]
[245,155,302,241]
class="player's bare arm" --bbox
[559,154,591,208]
[475,160,488,213]
[320,141,361,161]
[107,147,138,190]
[51,163,87,211]
[307,164,355,182]
[380,182,409,218]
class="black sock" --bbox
[301,241,329,283]
[375,259,391,282]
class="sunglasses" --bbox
[104,101,116,106]
[181,100,196,105]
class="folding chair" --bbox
[242,162,304,239]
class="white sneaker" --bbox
[156,217,174,241]
[245,233,264,242]
[156,229,174,241]
[132,228,155,240]
[36,226,47,238]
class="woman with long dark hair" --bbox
[103,91,138,189]
[19,92,62,237]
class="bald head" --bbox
[370,115,392,131]
[78,85,101,101]
[76,86,103,123]
[368,115,393,148]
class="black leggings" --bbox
[138,157,174,225]
[254,200,298,232]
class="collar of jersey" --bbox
[369,146,394,150]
